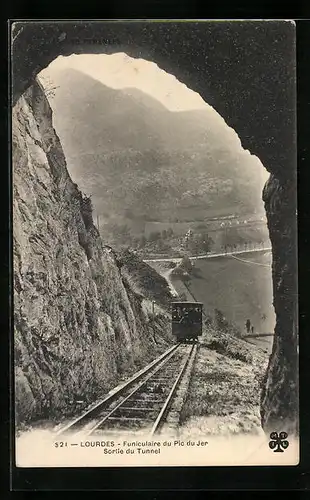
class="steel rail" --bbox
[87,345,183,435]
[149,341,197,436]
[55,343,180,436]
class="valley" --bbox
[148,249,275,353]
[39,66,269,249]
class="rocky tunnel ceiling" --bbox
[12,20,296,180]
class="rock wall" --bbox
[13,80,172,425]
[261,174,298,435]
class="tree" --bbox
[186,231,213,254]
[222,228,246,251]
[131,237,140,249]
[116,224,132,245]
[149,231,161,242]
[214,308,229,331]
[204,315,213,328]
[198,232,214,252]
[39,75,59,99]
[80,193,93,229]
[139,235,147,247]
[179,256,193,273]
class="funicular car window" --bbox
[172,303,202,325]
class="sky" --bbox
[39,52,212,112]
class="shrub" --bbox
[80,193,93,230]
[179,256,193,273]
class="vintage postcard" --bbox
[11,19,298,469]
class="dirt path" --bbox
[143,246,272,264]
[161,267,179,297]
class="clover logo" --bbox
[269,431,289,452]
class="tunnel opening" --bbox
[37,51,275,339]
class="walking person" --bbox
[245,318,251,334]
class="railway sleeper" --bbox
[91,429,148,437]
[125,398,166,406]
[107,416,153,422]
[98,417,153,430]
[111,408,159,419]
[141,386,169,395]
[119,406,159,412]
[149,378,175,384]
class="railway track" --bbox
[56,342,197,438]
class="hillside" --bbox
[39,68,268,235]
[117,248,173,310]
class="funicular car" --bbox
[171,301,203,342]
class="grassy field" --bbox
[171,250,275,337]
[179,331,269,437]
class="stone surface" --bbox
[13,80,172,425]
[261,174,298,434]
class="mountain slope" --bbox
[40,67,268,229]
